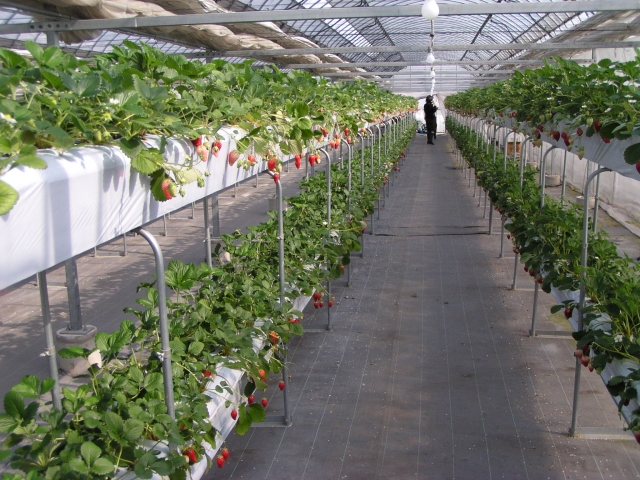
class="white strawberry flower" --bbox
[0,112,16,124]
[615,334,623,343]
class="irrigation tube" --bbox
[134,228,175,421]
[569,166,611,437]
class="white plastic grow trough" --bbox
[115,292,312,480]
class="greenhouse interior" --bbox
[2,0,640,478]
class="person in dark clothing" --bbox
[424,96,438,145]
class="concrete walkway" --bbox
[206,134,640,480]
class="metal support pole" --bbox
[540,146,556,209]
[211,193,220,238]
[204,195,212,267]
[529,283,541,336]
[134,228,175,421]
[569,167,610,437]
[593,173,602,232]
[37,271,61,410]
[264,170,291,426]
[64,258,83,331]
[358,132,365,258]
[488,203,494,235]
[561,149,568,206]
[320,148,333,332]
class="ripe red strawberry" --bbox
[248,395,254,405]
[593,120,601,133]
[561,132,568,140]
[273,173,280,184]
[344,128,349,135]
[582,344,590,355]
[536,277,543,284]
[362,228,365,233]
[261,398,268,408]
[602,136,611,144]
[289,317,300,323]
[564,137,571,147]
[295,154,301,169]
[230,409,238,420]
[258,369,266,379]
[202,370,212,377]
[576,127,583,137]
[537,125,544,132]
[588,363,594,372]
[192,137,202,147]
[328,301,333,308]
[279,381,285,391]
[161,180,175,200]
[636,161,640,175]
[267,158,277,171]
[575,349,583,359]
[564,308,572,319]
[228,150,240,166]
[552,131,560,142]
[269,331,279,344]
[524,266,529,272]
[334,133,340,139]
[529,269,535,276]
[216,455,225,468]
[340,265,345,271]
[634,430,640,445]
[319,301,324,308]
[314,301,319,309]
[581,356,590,367]
[221,448,229,460]
[507,234,511,239]
[183,448,197,464]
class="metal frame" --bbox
[3,2,636,35]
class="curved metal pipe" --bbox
[134,228,175,421]
[540,145,557,208]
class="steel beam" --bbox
[318,59,594,74]
[0,1,637,35]
[208,41,640,61]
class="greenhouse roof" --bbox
[0,0,638,93]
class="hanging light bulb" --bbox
[421,0,439,21]
[427,52,436,64]
[430,70,436,78]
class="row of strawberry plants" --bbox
[0,122,415,480]
[447,117,640,435]
[0,40,417,215]
[444,55,640,169]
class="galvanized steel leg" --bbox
[37,271,61,410]
[64,258,83,331]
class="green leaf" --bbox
[91,457,115,475]
[11,376,39,398]
[40,378,55,396]
[58,347,88,359]
[24,40,44,65]
[129,366,144,384]
[123,418,145,441]
[623,143,640,166]
[247,403,265,423]
[131,148,163,175]
[16,155,47,170]
[81,441,101,466]
[104,411,124,435]
[4,391,24,419]
[188,341,204,356]
[69,457,89,474]
[293,101,309,118]
[143,372,163,391]
[119,137,144,160]
[0,180,19,216]
[235,403,252,435]
[0,414,19,433]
